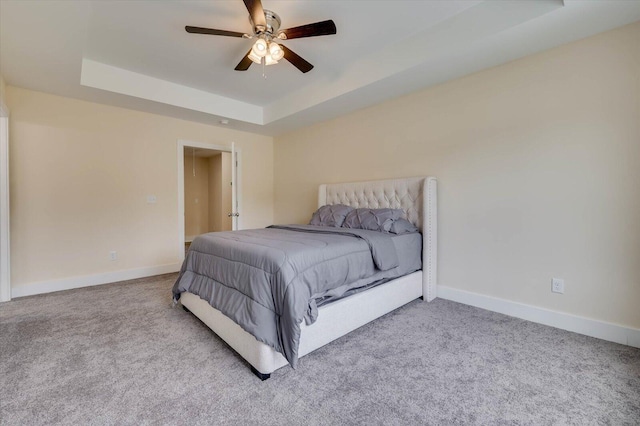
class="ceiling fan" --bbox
[185,0,337,73]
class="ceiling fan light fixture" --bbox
[248,50,278,66]
[264,54,279,66]
[269,42,284,61]
[251,38,268,57]
[248,51,262,64]
[186,1,337,74]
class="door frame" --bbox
[177,139,241,261]
[0,97,10,302]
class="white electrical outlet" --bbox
[109,251,117,261]
[551,278,564,294]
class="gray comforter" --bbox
[172,224,409,367]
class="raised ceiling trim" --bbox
[80,59,264,125]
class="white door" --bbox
[230,142,238,230]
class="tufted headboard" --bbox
[318,177,437,302]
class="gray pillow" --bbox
[343,208,404,232]
[309,204,354,227]
[389,218,419,234]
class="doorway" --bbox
[177,140,240,260]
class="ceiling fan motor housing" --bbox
[250,9,281,36]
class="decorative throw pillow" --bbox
[388,218,419,234]
[309,204,354,227]
[342,208,404,232]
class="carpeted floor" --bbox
[1,274,639,425]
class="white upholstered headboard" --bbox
[318,177,437,302]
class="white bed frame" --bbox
[181,176,437,379]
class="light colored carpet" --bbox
[1,273,638,425]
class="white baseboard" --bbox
[437,285,640,349]
[11,262,182,298]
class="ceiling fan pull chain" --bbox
[262,56,267,79]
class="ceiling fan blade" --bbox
[234,49,254,71]
[243,0,267,30]
[185,26,246,37]
[282,45,313,73]
[278,20,336,40]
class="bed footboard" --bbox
[180,271,422,378]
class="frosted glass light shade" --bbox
[248,51,262,64]
[269,42,284,61]
[251,39,268,57]
[264,55,278,66]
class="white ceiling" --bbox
[1,1,639,136]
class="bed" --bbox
[175,176,437,379]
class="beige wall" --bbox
[274,23,640,328]
[184,155,210,239]
[0,74,6,106]
[7,86,273,289]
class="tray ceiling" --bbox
[1,0,639,136]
